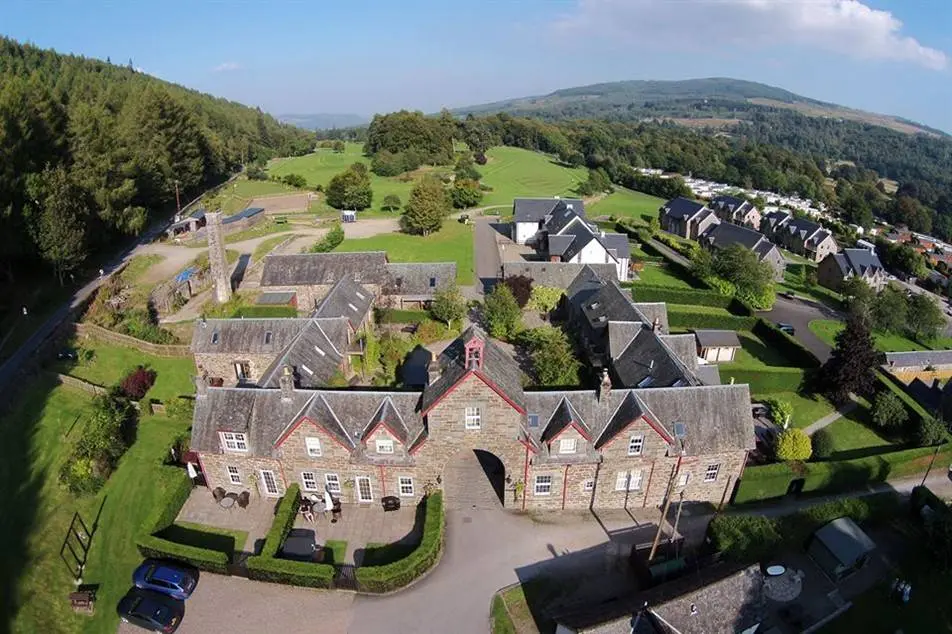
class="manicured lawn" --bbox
[753,390,836,429]
[159,522,249,557]
[726,331,808,369]
[809,319,952,352]
[121,254,164,285]
[336,220,474,284]
[588,187,664,224]
[54,342,196,403]
[666,304,736,316]
[777,265,844,309]
[322,539,348,565]
[491,593,517,634]
[212,177,299,214]
[3,374,192,634]
[821,413,895,461]
[631,263,700,289]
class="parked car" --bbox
[117,587,184,633]
[777,322,796,335]
[781,291,796,300]
[133,560,198,600]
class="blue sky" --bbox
[2,0,951,130]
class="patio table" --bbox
[219,495,236,510]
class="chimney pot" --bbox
[279,365,295,401]
[598,368,612,400]
[195,373,209,398]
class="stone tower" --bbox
[206,211,232,303]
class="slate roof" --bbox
[547,234,576,257]
[753,240,781,262]
[710,194,749,212]
[191,318,349,358]
[695,330,742,348]
[609,321,644,359]
[257,291,296,305]
[612,327,700,388]
[385,262,457,295]
[262,252,390,286]
[695,364,722,386]
[885,350,952,367]
[702,221,766,251]
[421,326,526,413]
[502,262,618,288]
[631,303,670,333]
[762,209,792,231]
[543,207,587,236]
[660,197,707,221]
[602,233,631,260]
[513,198,584,223]
[522,383,754,455]
[191,387,425,455]
[312,277,374,326]
[574,278,645,338]
[257,320,347,389]
[659,334,700,375]
[784,217,822,241]
[829,248,885,278]
[362,395,412,444]
[540,397,590,443]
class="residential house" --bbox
[694,330,741,363]
[709,194,761,230]
[659,198,718,240]
[259,252,456,311]
[511,198,584,246]
[542,207,631,281]
[191,317,355,388]
[190,325,754,511]
[817,248,888,292]
[760,210,838,263]
[699,222,785,281]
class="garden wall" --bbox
[74,322,190,357]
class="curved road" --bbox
[759,295,842,363]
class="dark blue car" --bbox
[132,560,198,600]
[117,587,184,633]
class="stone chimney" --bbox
[206,210,232,304]
[652,317,661,333]
[427,357,441,385]
[194,373,208,398]
[279,365,295,401]
[598,368,612,401]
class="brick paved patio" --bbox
[176,486,421,564]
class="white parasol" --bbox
[324,489,334,511]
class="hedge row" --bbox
[752,319,821,369]
[245,484,336,587]
[734,443,952,504]
[354,492,444,593]
[630,285,734,308]
[876,370,930,424]
[721,368,807,394]
[710,493,901,563]
[667,311,758,331]
[134,466,230,573]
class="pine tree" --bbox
[400,175,449,235]
[820,312,883,405]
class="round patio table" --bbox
[219,496,236,510]
[766,565,786,577]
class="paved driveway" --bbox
[759,296,841,363]
[473,217,503,295]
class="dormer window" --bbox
[464,337,484,370]
[355,291,365,300]
[264,331,273,345]
[348,303,358,312]
[211,331,220,344]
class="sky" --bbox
[2,0,951,131]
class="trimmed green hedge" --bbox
[711,492,901,563]
[752,319,820,369]
[720,368,807,394]
[876,370,929,424]
[630,285,734,308]
[135,466,230,573]
[355,492,444,593]
[245,484,335,587]
[735,443,952,504]
[667,311,758,331]
[911,485,950,517]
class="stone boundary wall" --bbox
[52,372,108,396]
[74,323,191,358]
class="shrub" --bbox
[666,311,757,331]
[630,285,733,308]
[518,327,581,387]
[416,319,449,344]
[260,484,301,558]
[309,222,344,253]
[247,166,268,181]
[355,492,444,593]
[811,428,835,460]
[119,365,157,400]
[59,393,135,494]
[382,194,402,212]
[245,555,335,588]
[708,515,783,562]
[872,391,909,431]
[429,285,466,327]
[137,535,230,574]
[502,275,533,308]
[527,286,563,315]
[449,179,483,209]
[775,428,812,461]
[764,398,794,427]
[120,308,177,344]
[484,285,522,340]
[281,173,308,188]
[917,416,946,447]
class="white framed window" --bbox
[376,438,394,454]
[615,470,642,491]
[464,406,481,430]
[227,466,241,485]
[615,471,628,491]
[356,476,373,502]
[628,435,644,456]
[558,438,577,454]
[534,475,552,496]
[704,464,720,483]
[301,364,314,375]
[220,431,248,452]
[629,469,643,491]
[305,437,322,457]
[301,472,319,491]
[677,473,691,488]
[583,479,595,492]
[260,470,279,496]
[325,473,341,494]
[398,476,414,497]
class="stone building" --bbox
[709,194,762,230]
[760,210,838,263]
[190,325,754,511]
[817,248,888,292]
[699,221,786,282]
[659,198,719,240]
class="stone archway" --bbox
[441,448,509,511]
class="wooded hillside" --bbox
[0,37,312,284]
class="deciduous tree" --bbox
[326,162,373,210]
[430,285,466,328]
[382,194,402,212]
[483,284,522,340]
[503,275,533,308]
[400,175,449,235]
[908,293,945,342]
[449,178,483,209]
[774,428,812,461]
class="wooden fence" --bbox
[74,323,190,358]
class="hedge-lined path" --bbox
[646,237,690,267]
[803,396,860,436]
[758,295,841,363]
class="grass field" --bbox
[808,319,952,352]
[588,187,664,224]
[727,331,811,369]
[631,263,701,289]
[253,233,297,262]
[821,413,895,461]
[759,390,837,429]
[210,177,299,214]
[268,143,587,215]
[336,220,474,284]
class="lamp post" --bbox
[174,179,181,213]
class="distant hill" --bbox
[455,77,945,137]
[279,113,368,130]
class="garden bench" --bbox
[69,589,95,614]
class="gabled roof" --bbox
[513,198,584,223]
[502,262,619,288]
[312,276,374,326]
[384,262,457,295]
[631,302,670,333]
[885,350,952,367]
[262,252,389,286]
[421,326,526,413]
[258,320,346,389]
[594,391,656,449]
[540,397,590,443]
[661,197,707,222]
[762,209,792,229]
[544,207,587,236]
[192,318,314,354]
[294,393,356,450]
[601,233,631,260]
[612,327,701,388]
[609,321,644,359]
[547,234,577,257]
[363,396,411,444]
[710,194,750,212]
[695,330,742,348]
[702,222,767,251]
[833,248,885,277]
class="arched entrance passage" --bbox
[441,448,508,510]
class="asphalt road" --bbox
[759,295,842,363]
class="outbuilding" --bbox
[694,330,742,363]
[807,517,876,581]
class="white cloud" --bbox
[212,62,241,73]
[553,0,947,70]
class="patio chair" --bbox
[236,491,250,509]
[212,487,226,503]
